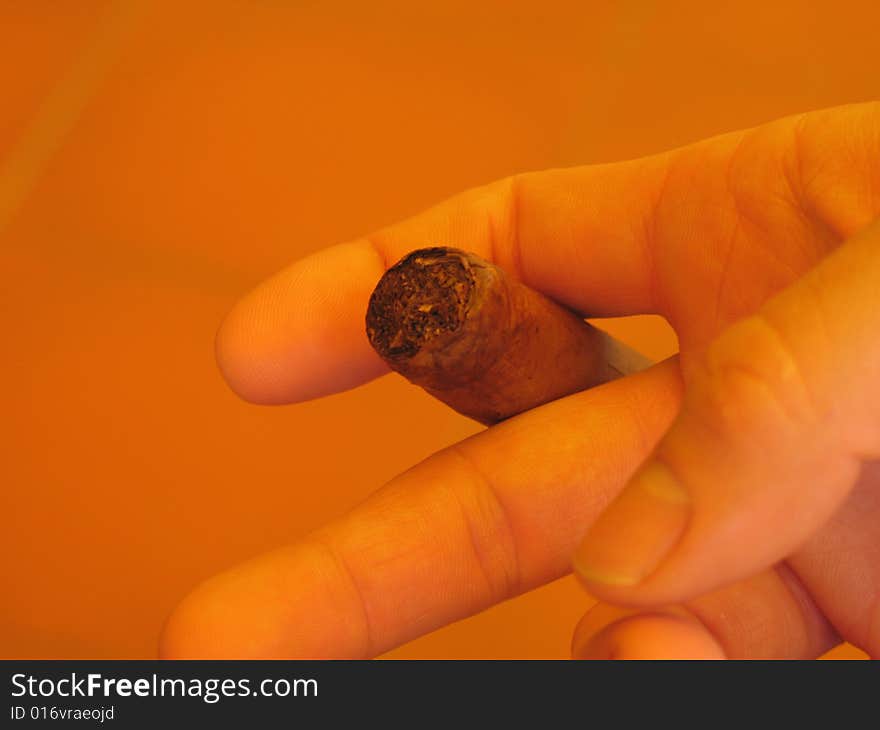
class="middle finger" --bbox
[160,359,682,658]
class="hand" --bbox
[160,103,880,659]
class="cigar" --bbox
[365,247,652,425]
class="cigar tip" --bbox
[366,247,474,361]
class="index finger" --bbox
[216,156,671,404]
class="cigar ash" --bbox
[366,248,475,362]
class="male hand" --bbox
[161,103,880,659]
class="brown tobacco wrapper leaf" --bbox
[365,247,652,425]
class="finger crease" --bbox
[447,445,522,602]
[311,534,375,659]
[363,231,391,272]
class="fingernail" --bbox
[574,461,690,587]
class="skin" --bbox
[160,102,880,659]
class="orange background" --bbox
[2,0,874,659]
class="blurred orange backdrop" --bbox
[2,0,874,658]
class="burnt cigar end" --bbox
[366,247,474,361]
[365,245,652,425]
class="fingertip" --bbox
[159,543,371,659]
[214,240,389,404]
[158,582,216,660]
[572,611,726,660]
[573,459,691,600]
[214,291,285,405]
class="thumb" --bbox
[574,218,880,606]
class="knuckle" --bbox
[447,445,522,602]
[698,314,820,439]
[483,173,525,278]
